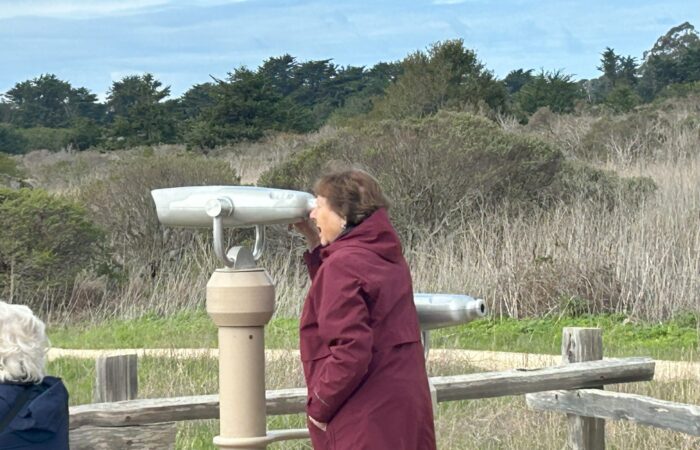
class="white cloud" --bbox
[0,0,247,20]
[0,0,169,19]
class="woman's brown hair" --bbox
[313,169,390,225]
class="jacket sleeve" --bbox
[302,245,323,280]
[306,261,373,423]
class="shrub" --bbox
[604,85,642,113]
[77,153,240,269]
[0,153,24,178]
[0,153,26,188]
[0,124,28,154]
[183,120,226,150]
[69,118,103,150]
[261,111,657,241]
[541,160,656,208]
[263,112,552,238]
[0,188,103,310]
[580,111,668,162]
[654,81,700,101]
[18,127,74,152]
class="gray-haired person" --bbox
[0,301,69,449]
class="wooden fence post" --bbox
[562,327,605,450]
[72,353,177,449]
[94,354,138,403]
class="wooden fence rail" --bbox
[65,327,700,449]
[527,389,700,437]
[69,357,654,429]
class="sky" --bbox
[1,0,698,100]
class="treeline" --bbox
[1,22,699,154]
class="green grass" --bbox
[430,313,700,361]
[47,358,95,405]
[48,310,699,361]
[49,309,300,350]
[50,343,700,449]
[48,356,311,449]
[49,309,218,349]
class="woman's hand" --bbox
[291,219,320,250]
[308,415,327,431]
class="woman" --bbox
[295,169,436,450]
[0,301,69,449]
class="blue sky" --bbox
[1,0,697,100]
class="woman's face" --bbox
[310,195,345,246]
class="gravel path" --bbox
[48,348,699,381]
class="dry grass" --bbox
[54,156,699,324]
[402,116,700,320]
[213,127,338,185]
[17,106,698,325]
[406,156,700,319]
[54,349,700,449]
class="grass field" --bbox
[35,104,700,448]
[51,311,700,449]
[52,344,700,449]
[49,309,699,360]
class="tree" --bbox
[106,74,176,146]
[69,87,105,122]
[504,69,534,94]
[288,59,342,126]
[618,56,639,87]
[598,47,620,87]
[639,22,700,99]
[371,39,507,119]
[191,66,312,146]
[327,61,404,124]
[258,54,300,96]
[515,70,584,115]
[3,74,102,128]
[176,83,216,119]
[0,102,11,123]
[591,49,639,107]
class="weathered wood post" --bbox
[562,327,605,450]
[94,353,138,402]
[70,353,177,449]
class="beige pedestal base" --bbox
[207,269,275,450]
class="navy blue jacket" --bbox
[0,376,69,450]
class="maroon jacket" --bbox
[300,208,436,450]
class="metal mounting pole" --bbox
[206,200,308,449]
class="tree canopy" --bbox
[0,22,698,152]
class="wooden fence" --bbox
[66,327,699,449]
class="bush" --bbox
[580,111,668,162]
[654,81,700,101]
[0,153,24,178]
[183,120,226,150]
[0,153,26,188]
[541,160,656,208]
[77,153,240,269]
[0,188,104,310]
[604,85,642,113]
[0,124,28,154]
[263,112,549,238]
[18,127,74,152]
[69,118,103,150]
[261,111,657,241]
